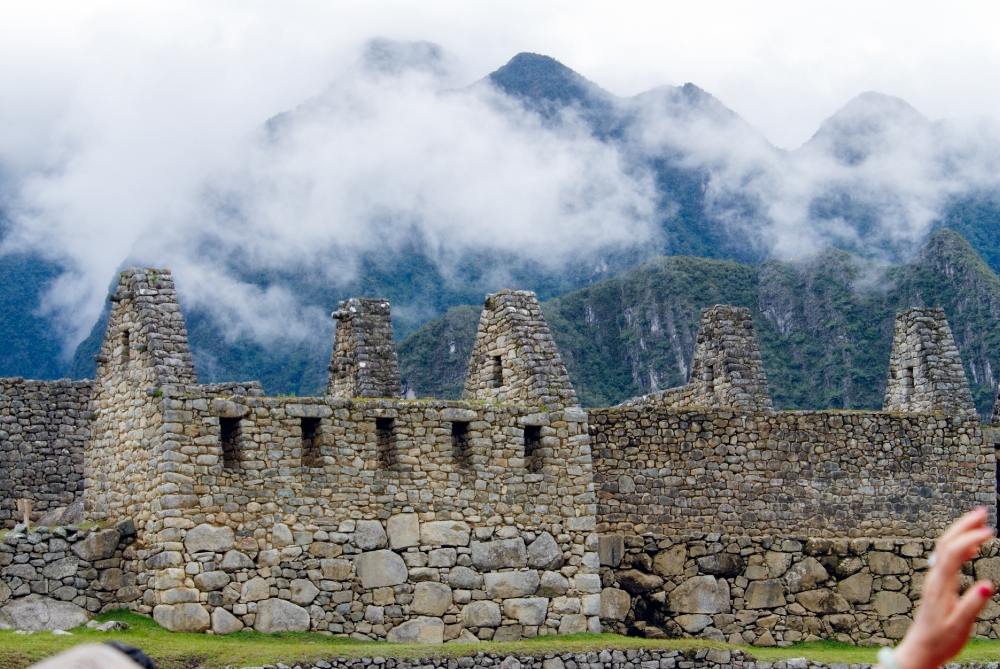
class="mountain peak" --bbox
[803,91,929,164]
[487,52,613,111]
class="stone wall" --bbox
[0,378,92,528]
[0,521,137,630]
[328,298,402,399]
[590,406,994,537]
[619,306,771,413]
[598,533,1000,645]
[463,290,578,412]
[884,307,977,417]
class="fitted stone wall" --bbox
[328,298,402,399]
[619,306,771,413]
[597,533,1000,646]
[0,378,92,528]
[0,521,137,629]
[589,406,994,538]
[884,307,977,417]
[122,390,597,638]
[463,290,578,411]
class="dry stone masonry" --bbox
[0,273,997,646]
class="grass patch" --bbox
[5,612,1000,669]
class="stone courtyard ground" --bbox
[6,611,1000,669]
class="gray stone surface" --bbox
[290,579,320,605]
[193,570,230,592]
[838,573,874,603]
[785,557,829,593]
[354,520,388,551]
[526,533,563,570]
[411,582,453,617]
[557,613,587,635]
[184,524,235,553]
[472,538,526,571]
[668,576,731,614]
[462,600,502,627]
[696,554,745,578]
[421,521,472,547]
[72,529,120,561]
[211,606,244,634]
[255,598,311,633]
[387,513,420,550]
[503,597,548,625]
[616,570,664,595]
[447,566,483,590]
[220,550,254,571]
[598,535,624,567]
[536,571,569,598]
[744,579,785,609]
[356,550,408,589]
[387,616,444,644]
[0,595,89,631]
[484,571,540,599]
[599,587,630,621]
[797,589,850,614]
[153,603,211,633]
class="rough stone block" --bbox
[184,524,234,554]
[744,579,785,609]
[600,587,630,621]
[290,579,319,606]
[472,538,527,571]
[598,535,625,567]
[838,573,874,604]
[354,520,388,551]
[72,530,120,562]
[484,571,539,598]
[463,600,502,627]
[387,513,420,550]
[868,552,908,576]
[356,550,408,589]
[558,613,587,635]
[526,532,564,570]
[616,570,663,595]
[211,606,244,634]
[422,521,471,547]
[386,616,444,644]
[536,571,569,598]
[668,576,730,614]
[797,589,851,614]
[193,571,230,592]
[254,598,310,633]
[503,597,547,625]
[411,582,453,617]
[785,557,829,593]
[153,603,210,633]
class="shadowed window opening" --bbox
[121,331,130,365]
[452,421,470,467]
[220,417,242,470]
[491,356,504,388]
[376,418,395,469]
[301,417,321,468]
[524,425,542,473]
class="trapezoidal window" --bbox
[121,330,131,365]
[376,418,395,469]
[524,425,542,473]
[491,356,504,388]
[219,417,242,470]
[301,417,322,468]
[451,421,470,468]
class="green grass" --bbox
[9,611,1000,669]
[0,611,1000,669]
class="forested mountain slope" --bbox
[400,229,1000,415]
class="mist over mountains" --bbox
[3,40,1000,397]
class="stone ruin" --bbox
[0,266,997,646]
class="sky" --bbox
[5,0,1000,352]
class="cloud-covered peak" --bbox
[804,91,929,164]
[360,38,460,81]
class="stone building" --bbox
[0,266,997,647]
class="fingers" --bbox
[937,507,988,548]
[932,525,994,577]
[949,579,996,632]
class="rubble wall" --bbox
[0,378,92,528]
[597,533,1000,645]
[590,406,994,537]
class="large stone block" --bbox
[616,570,663,595]
[598,535,625,567]
[484,570,540,598]
[873,591,913,618]
[697,554,745,578]
[558,613,588,635]
[386,616,444,644]
[354,520,388,551]
[290,579,320,606]
[797,589,850,614]
[411,582,453,617]
[668,576,730,614]
[785,557,829,593]
[0,595,90,631]
[321,559,353,581]
[463,600,502,627]
[868,552,908,576]
[41,557,78,580]
[744,580,785,609]
[527,532,564,570]
[184,524,235,554]
[503,597,548,625]
[255,598,310,633]
[421,521,471,547]
[356,550,408,589]
[653,545,687,577]
[72,529,120,561]
[193,570,230,592]
[387,513,420,550]
[272,524,294,548]
[838,573,873,604]
[240,576,271,602]
[220,550,254,572]
[447,565,483,590]
[472,538,526,571]
[153,603,210,633]
[976,557,1000,584]
[211,606,244,634]
[600,588,630,621]
[537,571,569,598]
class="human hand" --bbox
[891,506,996,669]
